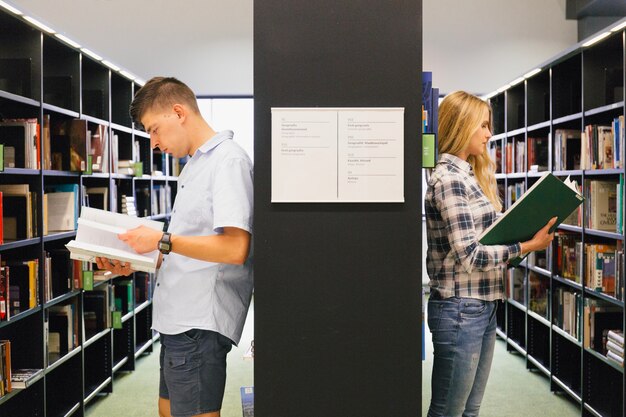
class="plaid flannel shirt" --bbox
[425,153,521,301]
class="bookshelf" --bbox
[0,9,178,416]
[490,18,626,417]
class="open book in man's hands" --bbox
[66,207,165,273]
[478,172,584,267]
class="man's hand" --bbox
[118,225,163,254]
[95,257,134,276]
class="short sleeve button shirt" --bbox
[152,130,253,345]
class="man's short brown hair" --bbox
[130,77,200,126]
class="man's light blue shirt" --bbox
[152,130,253,345]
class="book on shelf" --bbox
[0,191,3,244]
[45,183,79,231]
[0,260,8,321]
[585,243,620,297]
[65,207,164,273]
[89,124,108,173]
[478,173,584,266]
[0,340,11,396]
[608,329,624,346]
[585,179,618,232]
[47,302,78,361]
[553,129,581,171]
[4,259,38,313]
[0,118,39,169]
[83,284,112,337]
[85,187,109,211]
[114,279,134,314]
[45,191,76,233]
[583,301,622,352]
[69,119,89,172]
[121,195,137,217]
[606,349,623,367]
[607,339,624,356]
[527,136,549,171]
[0,184,34,241]
[10,368,43,389]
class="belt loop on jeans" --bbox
[430,290,442,300]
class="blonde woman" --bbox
[424,91,555,417]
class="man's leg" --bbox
[160,330,232,417]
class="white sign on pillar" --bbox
[271,107,404,203]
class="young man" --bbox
[96,77,253,417]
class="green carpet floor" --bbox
[86,298,581,416]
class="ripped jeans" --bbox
[427,296,498,417]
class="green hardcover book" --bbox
[479,172,584,266]
[422,133,436,168]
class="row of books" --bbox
[554,120,624,171]
[0,250,92,322]
[1,181,176,244]
[0,256,39,321]
[555,235,625,301]
[581,118,624,170]
[554,287,581,339]
[0,116,172,176]
[551,289,624,355]
[0,274,155,397]
[505,182,525,210]
[490,118,625,174]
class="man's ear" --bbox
[172,103,186,120]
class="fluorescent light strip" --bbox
[483,90,498,100]
[102,60,121,71]
[509,76,525,86]
[0,0,22,14]
[496,84,511,93]
[523,68,541,79]
[582,31,611,47]
[120,70,136,81]
[55,33,80,49]
[24,15,55,33]
[611,21,626,32]
[81,48,103,61]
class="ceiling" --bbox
[6,0,587,97]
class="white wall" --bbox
[197,98,254,161]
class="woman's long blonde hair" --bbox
[438,91,502,212]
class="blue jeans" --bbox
[427,297,498,417]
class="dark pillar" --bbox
[254,2,423,415]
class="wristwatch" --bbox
[158,232,172,255]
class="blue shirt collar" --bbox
[194,130,234,156]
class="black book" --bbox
[47,249,73,298]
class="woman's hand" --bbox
[521,216,557,255]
